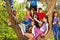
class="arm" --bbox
[29,16,34,20]
[28,27,32,33]
[53,22,56,25]
[34,18,42,23]
[34,14,42,24]
[42,23,48,36]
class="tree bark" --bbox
[45,0,56,39]
[6,0,28,40]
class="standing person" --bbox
[30,0,37,11]
[58,20,60,40]
[52,11,59,40]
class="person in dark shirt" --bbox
[30,0,37,11]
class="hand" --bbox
[41,34,45,36]
[53,22,56,24]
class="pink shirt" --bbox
[25,16,31,20]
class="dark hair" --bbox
[31,8,35,11]
[30,20,35,27]
[34,20,40,28]
[43,16,48,23]
[26,8,30,11]
[13,10,16,16]
[52,11,58,18]
[39,8,42,10]
[30,8,36,19]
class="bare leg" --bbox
[24,33,33,40]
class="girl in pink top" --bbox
[22,9,33,32]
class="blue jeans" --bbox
[22,19,32,32]
[52,24,58,40]
[58,26,60,40]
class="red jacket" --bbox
[37,12,46,20]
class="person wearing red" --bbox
[34,8,46,28]
[37,8,46,20]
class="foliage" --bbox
[0,0,25,40]
[0,0,55,40]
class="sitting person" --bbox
[22,8,33,32]
[34,16,48,40]
[34,8,46,28]
[37,8,46,21]
[24,21,35,40]
[24,16,48,40]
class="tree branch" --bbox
[6,0,28,40]
[0,16,12,27]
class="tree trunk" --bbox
[6,0,28,40]
[45,0,56,39]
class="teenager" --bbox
[34,16,48,40]
[24,21,35,40]
[37,8,46,20]
[30,8,35,19]
[24,16,48,40]
[30,0,37,11]
[34,8,46,28]
[52,11,59,40]
[22,9,33,32]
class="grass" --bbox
[48,36,54,40]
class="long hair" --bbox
[52,11,58,19]
[43,16,48,23]
[52,11,58,23]
[30,8,36,19]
